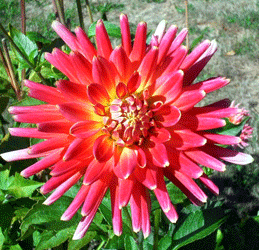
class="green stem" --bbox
[153,209,161,250]
[85,0,94,24]
[96,240,105,250]
[0,22,48,85]
[55,0,66,26]
[76,0,84,29]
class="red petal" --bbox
[129,22,147,62]
[168,28,188,54]
[114,147,138,179]
[70,120,102,138]
[120,14,132,56]
[127,71,141,94]
[154,105,181,127]
[172,89,206,111]
[118,177,134,208]
[96,19,113,60]
[87,83,110,105]
[185,149,226,172]
[116,82,128,98]
[153,70,183,104]
[199,173,219,195]
[56,80,88,102]
[203,133,241,145]
[93,135,114,162]
[149,139,169,168]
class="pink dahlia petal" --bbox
[168,28,188,54]
[87,83,110,105]
[83,159,106,185]
[183,40,217,85]
[129,22,147,62]
[13,112,63,123]
[172,89,206,111]
[205,145,254,165]
[0,148,51,162]
[136,148,147,168]
[70,120,102,139]
[75,26,97,61]
[114,147,138,179]
[118,177,134,208]
[69,52,93,85]
[153,70,183,104]
[154,105,181,127]
[96,20,113,60]
[140,186,151,238]
[56,80,88,102]
[40,168,79,195]
[180,114,226,131]
[127,71,141,94]
[116,82,128,98]
[157,25,178,64]
[110,179,123,236]
[9,128,61,139]
[192,106,239,118]
[37,120,73,134]
[45,49,79,83]
[185,150,226,172]
[203,133,241,145]
[199,173,219,195]
[134,164,158,190]
[92,56,117,95]
[180,40,211,72]
[50,160,85,177]
[44,171,83,205]
[58,102,96,122]
[164,203,178,223]
[63,138,94,161]
[93,135,114,162]
[130,184,141,232]
[167,150,203,179]
[9,104,57,115]
[29,135,70,155]
[138,46,158,87]
[161,45,187,76]
[110,46,132,83]
[21,149,63,178]
[185,77,230,94]
[24,80,66,104]
[169,128,207,150]
[52,21,79,51]
[166,170,207,204]
[149,139,169,168]
[153,170,171,212]
[61,185,90,221]
[120,14,132,56]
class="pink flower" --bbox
[229,101,250,125]
[0,15,253,239]
[237,123,253,148]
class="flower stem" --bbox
[76,0,85,30]
[20,0,26,92]
[55,0,66,26]
[0,22,48,85]
[1,39,21,100]
[153,209,161,250]
[85,0,94,24]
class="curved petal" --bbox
[93,135,114,162]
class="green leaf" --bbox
[167,182,187,204]
[7,173,43,199]
[9,25,38,65]
[214,117,250,136]
[35,227,75,250]
[171,206,229,250]
[68,231,97,250]
[99,197,112,226]
[20,196,80,238]
[0,97,9,113]
[9,244,23,250]
[88,21,121,38]
[124,235,139,250]
[0,203,15,233]
[14,96,45,106]
[0,227,5,249]
[26,31,51,44]
[158,235,173,250]
[0,169,14,190]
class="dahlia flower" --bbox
[1,15,253,239]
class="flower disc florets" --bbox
[0,14,254,240]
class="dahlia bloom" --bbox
[1,15,254,239]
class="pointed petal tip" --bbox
[60,214,69,221]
